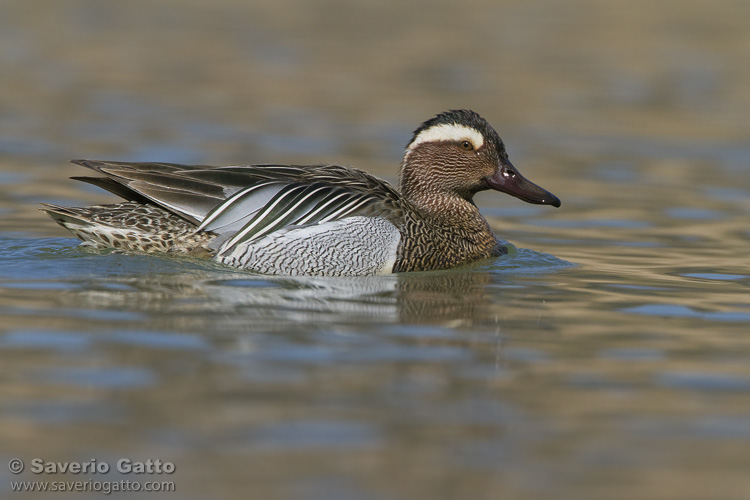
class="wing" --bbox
[72,159,262,223]
[201,181,392,252]
[70,160,407,250]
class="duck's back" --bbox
[43,160,409,276]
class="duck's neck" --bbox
[410,192,476,220]
[399,165,480,223]
[402,193,493,244]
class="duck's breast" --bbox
[215,216,401,277]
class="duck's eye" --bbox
[459,140,474,151]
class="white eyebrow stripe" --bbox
[408,123,484,150]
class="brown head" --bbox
[399,110,560,215]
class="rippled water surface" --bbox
[1,1,749,499]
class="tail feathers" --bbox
[41,203,100,231]
[69,176,152,204]
[70,159,226,223]
[40,202,214,255]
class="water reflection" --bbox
[0,237,568,330]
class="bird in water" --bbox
[43,110,560,276]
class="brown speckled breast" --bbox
[392,212,506,272]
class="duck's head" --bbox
[399,109,560,210]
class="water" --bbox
[1,0,749,499]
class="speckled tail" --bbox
[41,202,214,256]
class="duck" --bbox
[42,109,560,276]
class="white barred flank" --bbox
[407,123,485,151]
[217,216,401,276]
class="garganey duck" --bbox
[42,110,560,276]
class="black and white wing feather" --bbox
[70,160,405,252]
[198,181,386,251]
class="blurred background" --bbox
[4,0,747,175]
[3,0,748,235]
[1,1,749,499]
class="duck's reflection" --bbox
[200,269,496,326]
[67,266,498,328]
